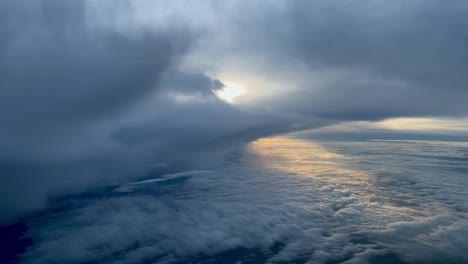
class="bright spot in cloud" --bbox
[215,82,247,103]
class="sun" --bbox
[215,82,247,103]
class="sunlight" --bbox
[249,137,369,184]
[215,82,247,103]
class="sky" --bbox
[1,0,468,224]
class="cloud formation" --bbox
[20,138,468,263]
[0,1,314,222]
[1,0,468,224]
[186,0,468,119]
[0,0,193,221]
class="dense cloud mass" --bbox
[0,0,188,221]
[1,0,468,227]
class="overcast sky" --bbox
[1,0,467,223]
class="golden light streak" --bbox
[248,137,371,187]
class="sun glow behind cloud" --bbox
[215,82,247,103]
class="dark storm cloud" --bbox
[0,0,194,222]
[0,0,191,160]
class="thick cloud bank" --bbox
[0,0,190,221]
[1,0,468,223]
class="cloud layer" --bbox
[20,138,468,263]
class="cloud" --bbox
[0,1,326,223]
[1,0,468,225]
[0,0,193,222]
[186,0,468,120]
[19,138,468,263]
